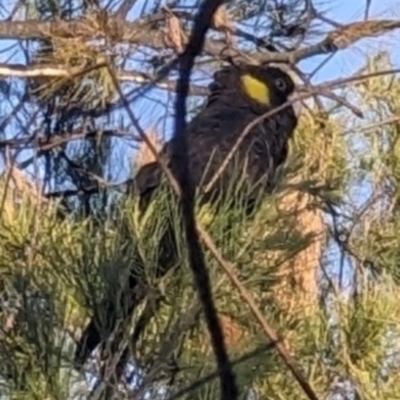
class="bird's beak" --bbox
[288,92,302,118]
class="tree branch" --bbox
[0,129,135,151]
[0,63,208,96]
[115,0,138,19]
[0,16,399,65]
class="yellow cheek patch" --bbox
[240,74,271,105]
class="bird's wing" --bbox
[131,98,288,208]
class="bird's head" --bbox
[238,65,296,109]
[208,64,297,112]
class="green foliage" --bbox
[0,93,348,399]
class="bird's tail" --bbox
[73,223,178,368]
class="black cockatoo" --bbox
[74,63,298,367]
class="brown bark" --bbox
[272,186,325,316]
[0,17,399,67]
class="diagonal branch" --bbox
[0,129,135,151]
[115,0,138,19]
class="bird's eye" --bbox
[275,78,287,91]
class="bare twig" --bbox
[115,0,137,18]
[0,129,135,151]
[319,91,364,118]
[165,343,277,400]
[350,115,400,134]
[364,0,373,21]
[0,63,209,96]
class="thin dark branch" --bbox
[8,130,137,170]
[115,0,137,18]
[172,0,239,399]
[0,129,136,151]
[165,343,277,400]
[319,91,364,118]
[364,0,372,21]
[43,186,101,198]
